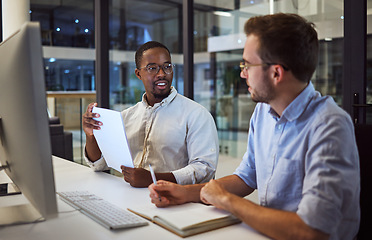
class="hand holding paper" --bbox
[92,107,134,171]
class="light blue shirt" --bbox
[234,82,360,239]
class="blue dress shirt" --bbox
[234,82,360,239]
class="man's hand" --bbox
[82,102,102,161]
[82,102,102,137]
[148,180,190,207]
[121,166,153,188]
[200,179,231,210]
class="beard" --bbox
[152,90,171,99]
[250,72,275,104]
[151,82,171,100]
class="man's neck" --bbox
[269,81,308,117]
[145,94,169,107]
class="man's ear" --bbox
[135,69,141,79]
[272,65,285,85]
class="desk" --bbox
[0,156,269,240]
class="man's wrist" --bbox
[184,184,205,203]
[85,134,96,143]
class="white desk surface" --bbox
[0,156,269,240]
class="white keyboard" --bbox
[58,191,148,230]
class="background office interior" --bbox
[1,0,371,165]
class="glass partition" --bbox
[109,0,181,53]
[47,92,95,163]
[192,0,345,157]
[44,58,95,163]
[31,0,95,164]
[108,0,184,111]
[32,0,372,161]
[31,0,94,48]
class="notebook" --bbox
[92,107,134,171]
[128,202,241,238]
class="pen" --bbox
[149,164,161,201]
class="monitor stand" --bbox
[0,203,44,226]
[0,163,43,226]
[0,161,21,197]
[0,182,21,196]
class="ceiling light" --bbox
[213,11,232,17]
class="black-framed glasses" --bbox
[138,63,174,75]
[239,61,289,72]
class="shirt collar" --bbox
[141,86,177,107]
[274,82,316,122]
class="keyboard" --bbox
[58,191,148,230]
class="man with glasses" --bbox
[83,41,218,188]
[149,13,360,239]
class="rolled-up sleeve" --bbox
[171,107,219,185]
[83,148,110,172]
[172,154,217,185]
[297,115,360,237]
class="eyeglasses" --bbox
[138,63,174,75]
[239,61,289,72]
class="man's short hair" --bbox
[135,41,171,69]
[244,13,319,83]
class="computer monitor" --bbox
[0,22,58,225]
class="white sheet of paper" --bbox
[92,107,134,171]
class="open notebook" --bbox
[128,202,241,238]
[92,107,134,171]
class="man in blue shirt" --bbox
[148,13,360,239]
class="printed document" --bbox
[92,107,134,171]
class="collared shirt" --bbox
[234,82,360,239]
[85,87,219,185]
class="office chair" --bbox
[49,117,73,161]
[354,124,372,239]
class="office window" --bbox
[191,0,347,157]
[31,0,94,48]
[30,0,96,163]
[108,0,184,111]
[26,0,372,162]
[45,59,95,91]
[109,0,181,53]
